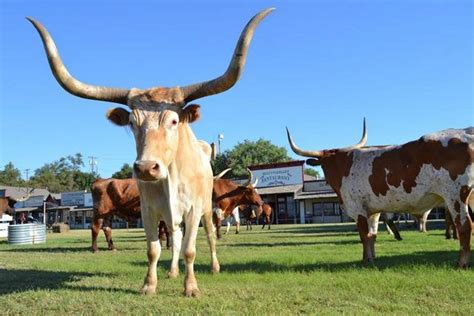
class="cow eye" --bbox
[171,119,178,126]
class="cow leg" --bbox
[267,214,271,230]
[201,211,220,274]
[454,206,472,268]
[368,213,380,259]
[225,219,231,234]
[357,215,374,264]
[102,215,116,251]
[140,212,161,295]
[91,216,102,253]
[213,211,222,239]
[168,227,183,279]
[182,214,201,297]
[235,218,240,234]
[232,212,240,234]
[385,217,402,241]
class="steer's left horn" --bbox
[27,17,130,105]
[181,8,274,103]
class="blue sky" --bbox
[1,0,472,179]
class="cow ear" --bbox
[306,158,321,166]
[107,108,130,126]
[180,104,201,123]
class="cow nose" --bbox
[134,160,161,181]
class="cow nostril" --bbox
[152,163,159,171]
[133,162,140,172]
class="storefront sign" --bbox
[61,191,86,206]
[84,193,93,207]
[251,165,303,187]
[23,195,45,207]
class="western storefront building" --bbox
[248,160,351,224]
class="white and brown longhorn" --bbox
[287,121,473,267]
[29,8,274,296]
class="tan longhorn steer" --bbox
[29,8,274,296]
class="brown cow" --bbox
[288,122,473,267]
[0,197,16,217]
[241,203,272,230]
[212,169,264,239]
[91,178,169,253]
[29,8,273,296]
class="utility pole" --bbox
[88,156,98,174]
[24,168,30,193]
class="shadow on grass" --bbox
[0,246,139,253]
[0,269,137,296]
[131,249,462,273]
[225,240,360,248]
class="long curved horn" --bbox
[240,168,253,187]
[338,118,367,151]
[247,168,258,188]
[214,168,232,180]
[181,8,274,103]
[27,17,130,105]
[286,118,368,158]
[286,127,324,158]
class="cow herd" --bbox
[27,8,473,297]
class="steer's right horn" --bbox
[181,8,274,103]
[286,118,368,158]
[27,17,130,105]
[214,168,232,180]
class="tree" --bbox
[304,167,321,179]
[29,153,98,192]
[112,164,133,179]
[213,139,291,178]
[0,162,25,186]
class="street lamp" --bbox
[218,134,224,154]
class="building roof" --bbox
[256,184,303,195]
[0,185,51,200]
[248,160,305,171]
[303,174,318,181]
[295,191,338,200]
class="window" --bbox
[313,203,322,216]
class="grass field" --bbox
[0,223,473,315]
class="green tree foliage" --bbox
[304,167,321,179]
[29,153,98,192]
[112,164,133,179]
[0,162,25,186]
[213,139,291,178]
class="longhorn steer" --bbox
[287,122,473,267]
[91,178,170,252]
[212,169,264,239]
[0,197,16,217]
[29,8,273,296]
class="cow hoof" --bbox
[139,284,156,295]
[168,270,179,279]
[184,287,201,298]
[235,231,239,234]
[211,263,220,274]
[109,248,117,252]
[92,249,99,253]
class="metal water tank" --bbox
[8,223,46,245]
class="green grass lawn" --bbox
[0,223,472,315]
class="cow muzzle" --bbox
[133,160,165,181]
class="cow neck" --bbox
[214,179,245,215]
[320,150,354,204]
